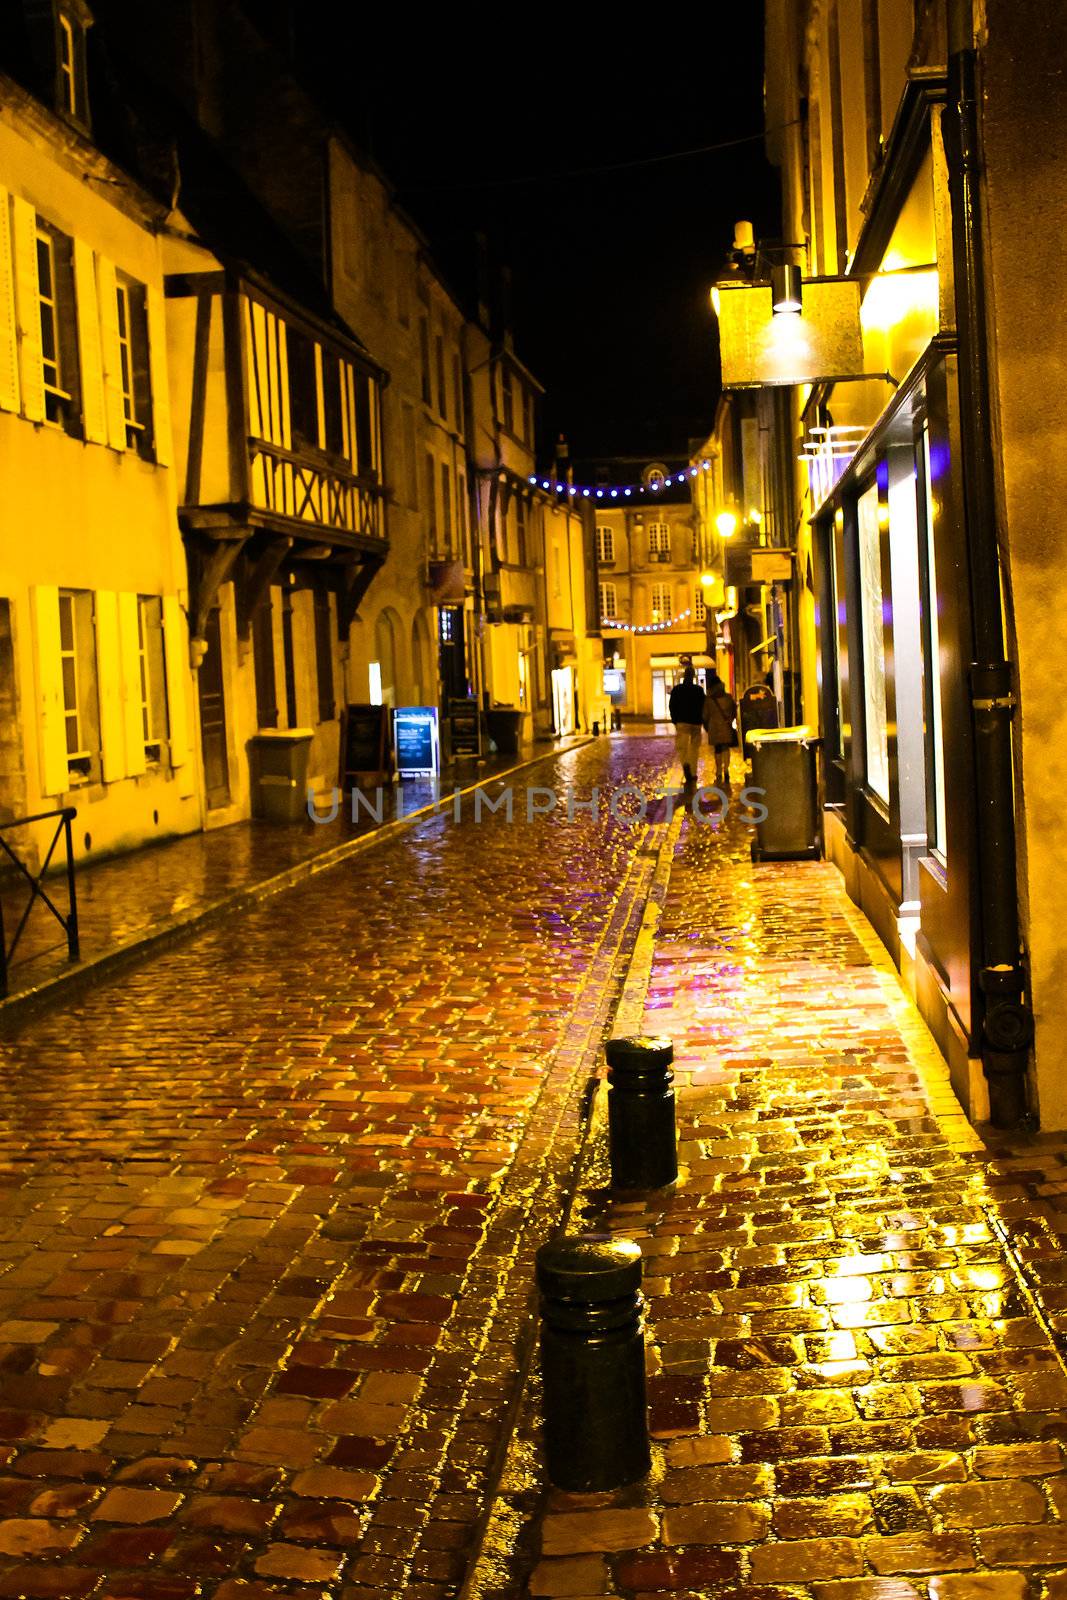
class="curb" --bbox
[0,736,595,1028]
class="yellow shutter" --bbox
[72,239,107,444]
[11,196,44,424]
[145,285,172,466]
[95,590,126,782]
[96,256,126,451]
[30,585,68,796]
[161,594,190,770]
[117,591,146,777]
[0,188,19,413]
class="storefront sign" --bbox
[751,550,794,583]
[717,278,863,388]
[393,706,440,777]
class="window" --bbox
[320,350,345,458]
[501,365,514,433]
[457,469,469,564]
[599,582,618,621]
[58,589,99,782]
[648,522,671,558]
[419,317,431,405]
[596,525,615,564]
[524,389,534,447]
[36,225,80,431]
[453,355,463,433]
[694,588,706,623]
[425,454,438,547]
[516,495,527,566]
[137,596,168,760]
[440,461,453,554]
[435,333,447,418]
[252,599,278,730]
[116,278,153,459]
[650,584,672,624]
[286,326,319,450]
[55,10,87,125]
[857,479,890,804]
[314,589,335,723]
[58,14,76,115]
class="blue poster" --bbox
[393,706,440,777]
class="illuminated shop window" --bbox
[857,480,890,805]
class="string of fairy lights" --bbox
[529,461,713,499]
[600,608,695,634]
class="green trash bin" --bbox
[748,726,820,862]
[250,729,315,823]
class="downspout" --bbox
[943,0,1032,1126]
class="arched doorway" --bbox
[373,607,400,708]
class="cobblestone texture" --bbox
[0,735,673,1597]
[486,766,1067,1600]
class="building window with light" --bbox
[599,582,617,621]
[58,589,100,783]
[650,584,672,624]
[36,224,81,434]
[596,525,614,564]
[648,521,671,559]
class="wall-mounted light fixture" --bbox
[715,511,738,539]
[771,263,803,316]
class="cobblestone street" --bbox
[2,731,1067,1600]
[0,735,676,1599]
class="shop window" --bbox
[36,223,81,434]
[137,595,168,761]
[116,277,153,459]
[857,479,890,804]
[58,589,99,782]
[596,525,614,564]
[921,424,947,857]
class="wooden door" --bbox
[198,609,230,809]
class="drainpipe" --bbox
[943,0,1033,1126]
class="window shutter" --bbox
[30,584,68,795]
[161,594,190,770]
[11,196,44,423]
[72,239,106,444]
[94,590,126,782]
[96,256,126,450]
[145,285,172,466]
[117,592,146,777]
[0,188,19,413]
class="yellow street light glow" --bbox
[715,511,738,538]
[749,508,762,524]
[699,571,715,587]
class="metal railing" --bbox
[0,807,79,998]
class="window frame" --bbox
[137,594,169,762]
[599,581,618,621]
[648,521,671,557]
[650,584,672,624]
[595,524,615,564]
[58,588,100,783]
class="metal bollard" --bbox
[536,1234,650,1491]
[605,1035,678,1190]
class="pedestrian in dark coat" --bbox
[703,672,737,785]
[669,666,705,785]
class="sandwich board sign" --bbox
[393,706,440,778]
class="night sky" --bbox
[253,6,781,464]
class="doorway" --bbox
[198,609,230,809]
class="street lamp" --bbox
[715,511,738,539]
[771,263,803,316]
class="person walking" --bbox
[668,665,705,785]
[703,671,737,786]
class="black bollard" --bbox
[605,1035,678,1190]
[536,1234,650,1491]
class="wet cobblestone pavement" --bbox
[0,734,674,1599]
[0,746,579,1004]
[476,770,1067,1600]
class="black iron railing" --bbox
[0,808,79,998]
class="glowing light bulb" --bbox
[716,511,738,538]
